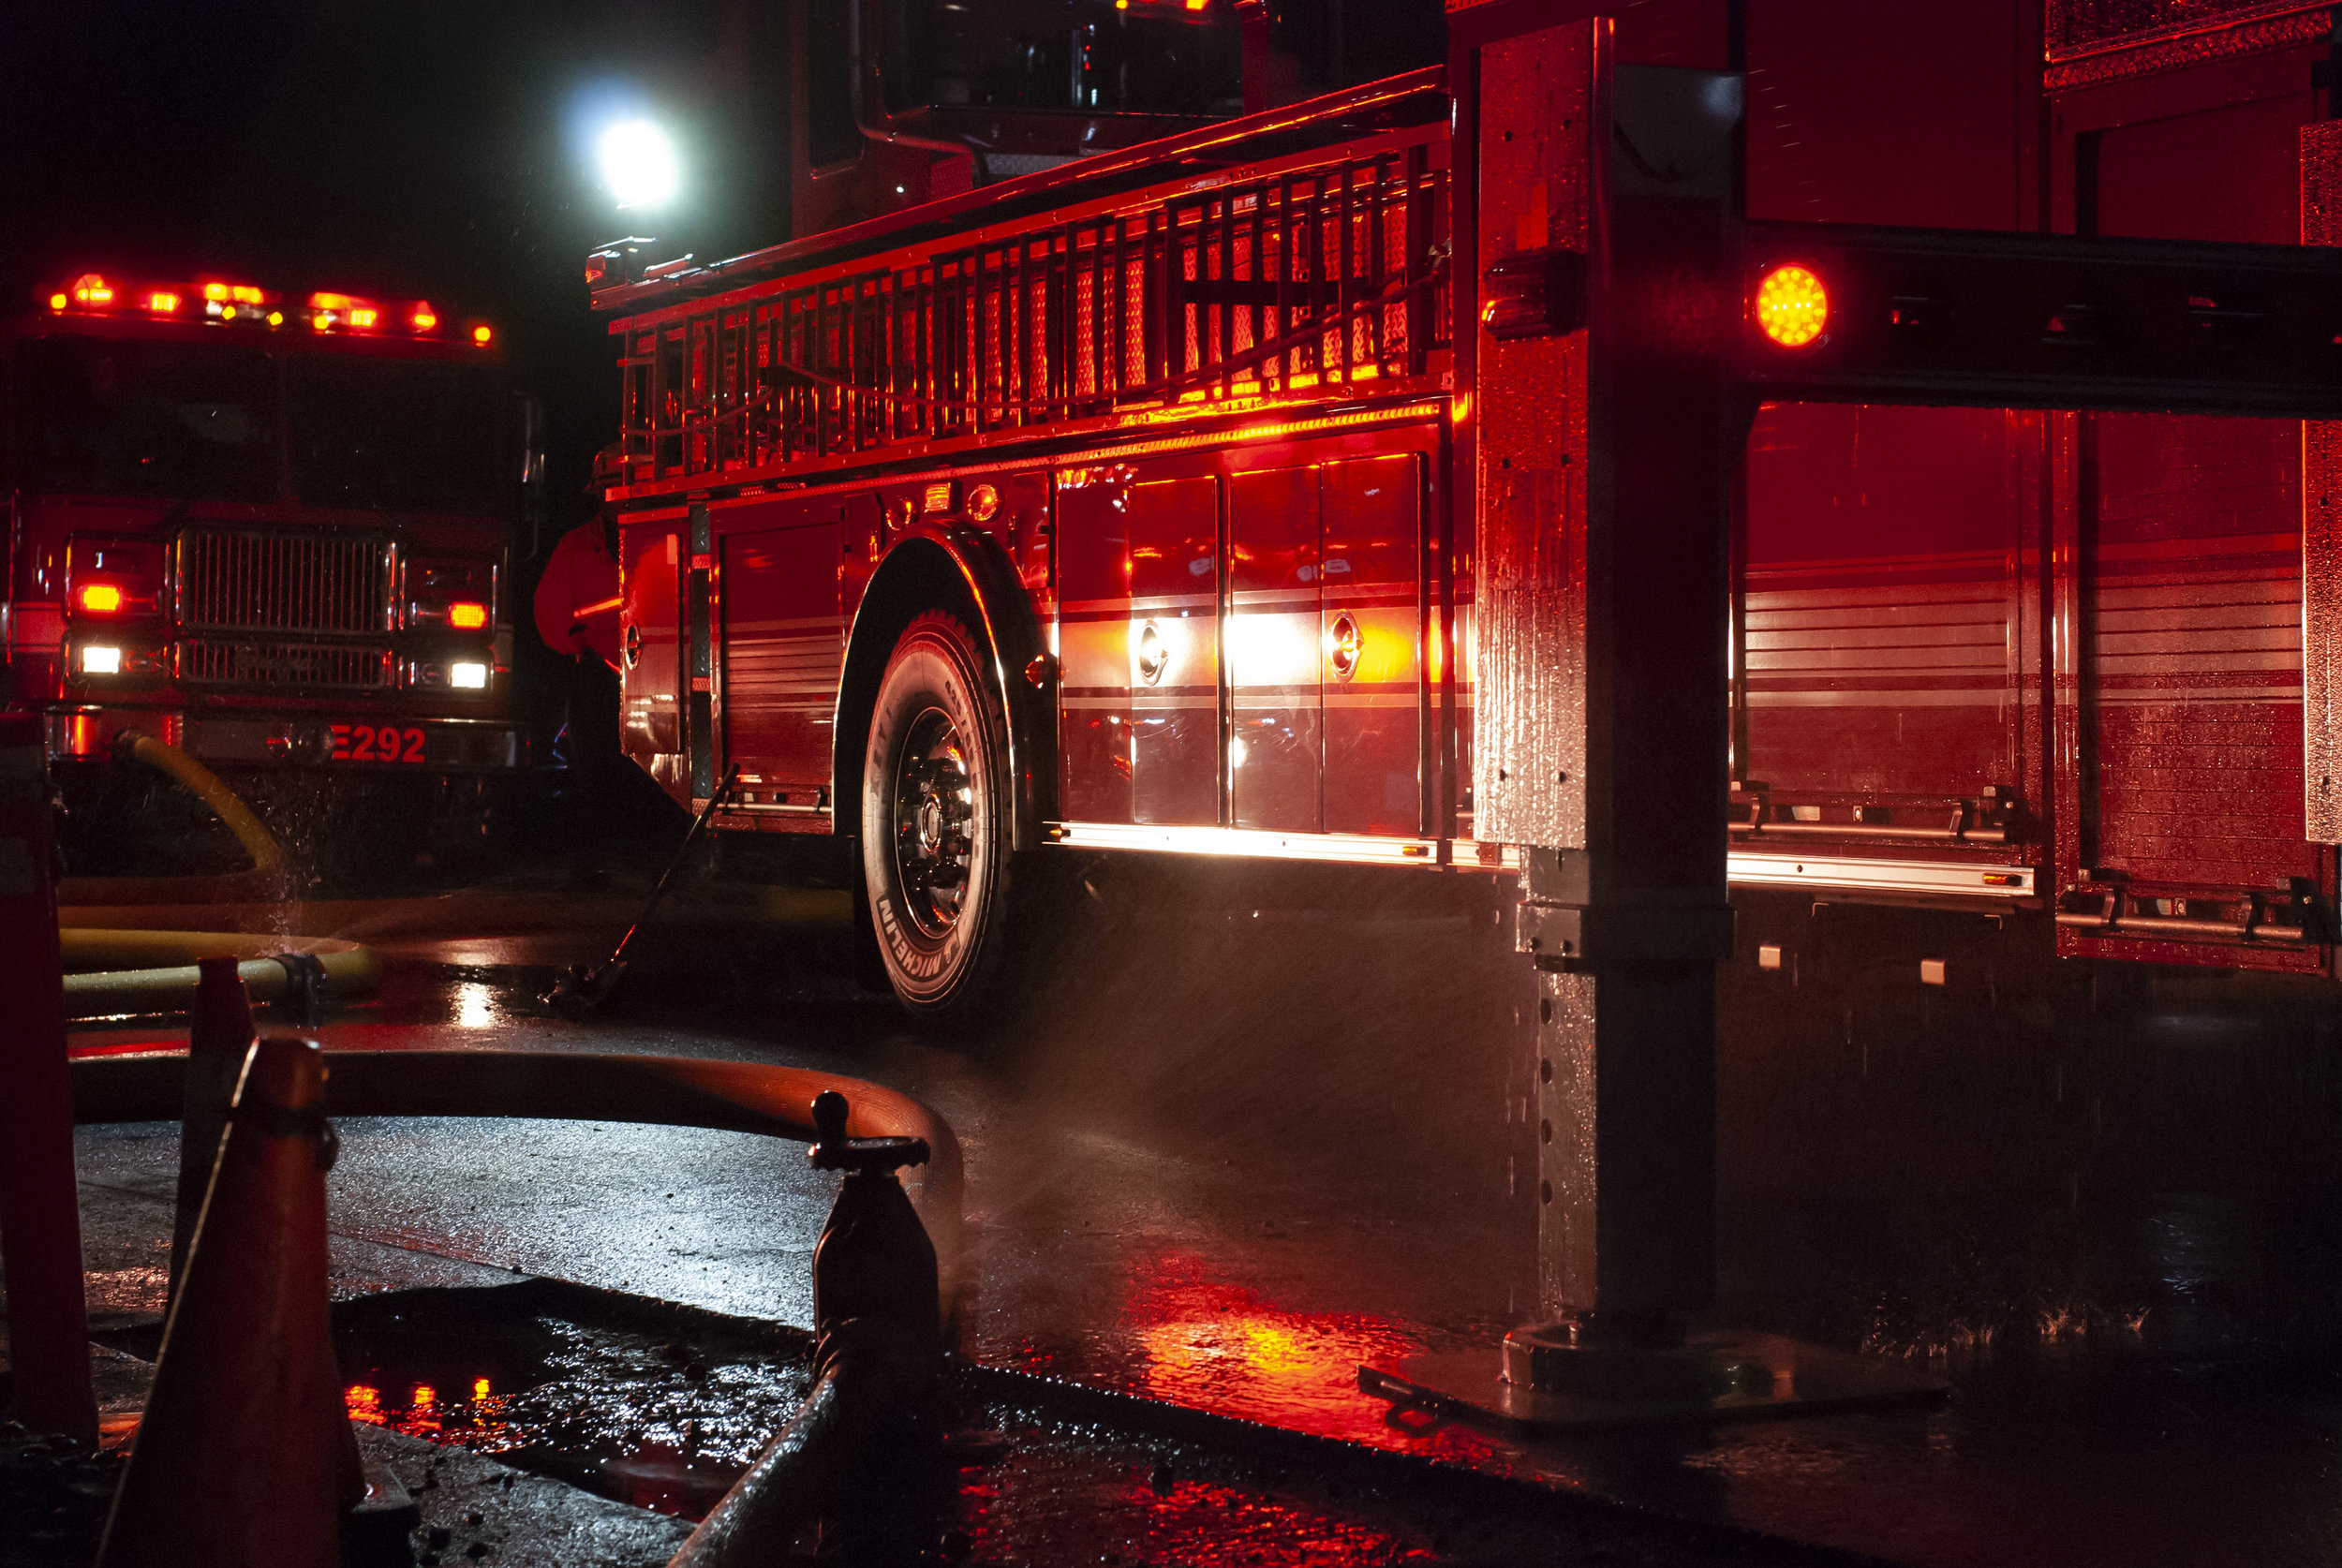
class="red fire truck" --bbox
[558,0,2342,1052]
[5,270,536,872]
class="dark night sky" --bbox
[2,1,785,522]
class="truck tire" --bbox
[860,611,1017,1024]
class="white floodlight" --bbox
[599,120,679,211]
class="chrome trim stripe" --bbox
[1045,829,2032,900]
[1049,820,1464,866]
[1727,852,2035,898]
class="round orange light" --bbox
[1753,263,1829,349]
[78,583,124,614]
[471,324,494,346]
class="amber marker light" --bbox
[1753,263,1829,349]
[471,323,494,346]
[447,600,489,630]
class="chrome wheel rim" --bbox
[891,706,976,939]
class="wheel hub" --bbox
[891,709,976,939]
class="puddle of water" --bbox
[316,1284,1795,1565]
[331,1280,812,1518]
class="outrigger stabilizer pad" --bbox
[1359,1314,1948,1435]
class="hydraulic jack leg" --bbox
[1359,7,1939,1431]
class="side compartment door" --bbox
[1322,452,1426,835]
[619,520,684,796]
[2052,45,2329,967]
[1739,404,2035,836]
[1057,466,1134,823]
[719,502,843,792]
[1126,475,1222,825]
[1229,464,1323,832]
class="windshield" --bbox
[14,336,280,502]
[287,356,513,517]
[884,0,1243,117]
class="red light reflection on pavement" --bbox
[957,1459,1421,1568]
[67,1041,185,1059]
[1122,1251,1422,1443]
[346,1379,504,1446]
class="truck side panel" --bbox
[1741,404,2035,810]
[717,497,843,794]
[1058,466,1137,826]
[1323,452,1429,836]
[1229,463,1324,833]
[1127,474,1223,827]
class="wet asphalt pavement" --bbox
[28,846,2342,1567]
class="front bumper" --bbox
[45,707,529,773]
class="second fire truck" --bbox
[7,270,537,877]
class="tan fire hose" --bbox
[58,734,379,1019]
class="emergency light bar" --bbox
[42,272,497,345]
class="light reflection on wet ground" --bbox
[331,1284,813,1519]
[310,1283,1815,1565]
[52,853,2342,1567]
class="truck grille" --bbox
[180,639,393,691]
[179,526,393,634]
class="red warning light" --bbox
[1754,263,1829,349]
[447,601,489,630]
[77,583,125,614]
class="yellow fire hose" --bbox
[62,929,381,1019]
[58,732,289,908]
[59,734,379,1020]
